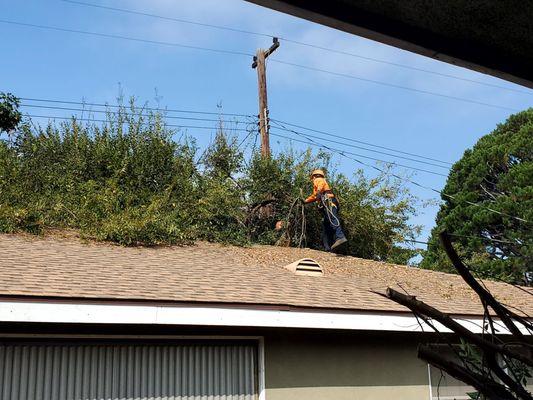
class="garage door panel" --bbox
[0,343,258,400]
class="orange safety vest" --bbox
[305,177,335,204]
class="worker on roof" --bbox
[304,169,347,252]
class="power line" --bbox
[270,125,450,170]
[269,128,442,177]
[23,109,445,177]
[24,114,252,132]
[19,97,255,118]
[61,0,272,39]
[23,104,448,174]
[21,97,452,168]
[277,42,532,96]
[21,104,255,125]
[0,19,253,57]
[269,59,520,112]
[270,119,530,224]
[449,233,524,246]
[62,0,532,96]
[237,129,256,149]
[270,118,452,166]
[423,233,530,249]
[269,123,447,176]
[2,20,522,112]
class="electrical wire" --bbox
[449,233,524,246]
[61,0,533,96]
[269,123,448,177]
[24,114,252,132]
[1,19,523,112]
[270,118,452,166]
[270,125,450,170]
[23,107,447,176]
[23,108,446,176]
[61,0,272,39]
[21,97,453,168]
[19,97,255,118]
[0,19,254,57]
[269,59,520,112]
[422,234,528,248]
[237,129,256,149]
[270,119,530,224]
[21,104,255,125]
[277,41,532,96]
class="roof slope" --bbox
[1,234,531,316]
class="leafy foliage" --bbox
[334,169,422,263]
[0,92,22,133]
[0,104,197,245]
[0,97,423,264]
[421,109,533,283]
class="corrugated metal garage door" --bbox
[0,341,258,400]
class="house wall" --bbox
[0,322,433,400]
[263,330,430,400]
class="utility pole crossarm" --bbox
[264,37,280,58]
[252,37,279,69]
[252,37,279,158]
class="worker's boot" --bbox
[331,237,347,251]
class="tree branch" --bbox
[486,352,533,400]
[439,231,524,339]
[384,288,533,367]
[419,345,516,400]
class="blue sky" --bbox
[2,0,532,245]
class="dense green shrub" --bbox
[333,169,422,263]
[0,106,198,245]
[0,99,423,264]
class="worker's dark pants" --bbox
[321,197,346,251]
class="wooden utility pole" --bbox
[252,37,279,158]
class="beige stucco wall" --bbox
[264,330,430,400]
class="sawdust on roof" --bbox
[0,232,531,317]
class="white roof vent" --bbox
[285,258,324,277]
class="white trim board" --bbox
[0,300,529,335]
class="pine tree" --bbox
[421,109,533,283]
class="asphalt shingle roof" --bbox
[1,234,531,316]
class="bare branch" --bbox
[384,288,533,367]
[480,184,500,201]
[419,345,516,400]
[439,231,524,338]
[381,231,533,399]
[486,353,533,400]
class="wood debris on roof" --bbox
[0,233,531,317]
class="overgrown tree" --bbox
[334,167,423,264]
[421,109,533,284]
[243,149,423,262]
[0,97,424,264]
[196,129,248,244]
[0,103,199,244]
